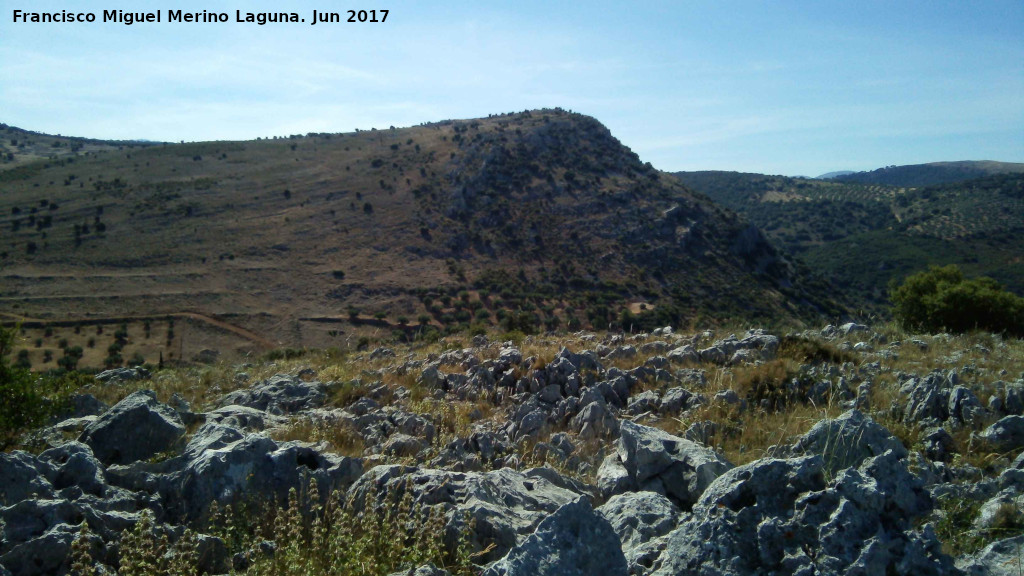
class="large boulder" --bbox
[482,498,628,576]
[599,420,732,509]
[0,452,55,506]
[597,491,681,575]
[789,409,907,476]
[348,465,583,564]
[978,416,1024,452]
[80,390,186,465]
[217,373,328,414]
[957,535,1024,576]
[650,452,954,575]
[176,435,362,521]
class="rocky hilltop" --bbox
[1,110,837,367]
[3,324,1023,575]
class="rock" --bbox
[0,524,75,576]
[979,416,1024,451]
[604,346,637,361]
[658,388,691,415]
[1004,384,1024,415]
[957,535,1024,576]
[383,433,427,457]
[0,451,55,506]
[697,346,728,364]
[597,492,680,575]
[95,366,151,383]
[39,442,107,497]
[418,365,445,390]
[80,390,186,465]
[176,435,362,521]
[349,465,582,564]
[193,348,220,364]
[789,409,907,476]
[483,498,628,576]
[570,401,618,440]
[651,452,953,575]
[217,374,327,414]
[387,564,453,576]
[949,386,985,427]
[369,347,396,361]
[922,427,956,462]
[604,420,732,509]
[627,390,660,415]
[903,373,950,425]
[537,384,563,404]
[840,322,869,335]
[666,345,698,364]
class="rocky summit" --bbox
[2,324,1024,575]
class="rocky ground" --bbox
[3,324,1024,575]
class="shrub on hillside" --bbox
[890,265,1024,336]
[0,325,74,448]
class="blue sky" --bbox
[2,0,1021,176]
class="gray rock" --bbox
[605,421,732,509]
[979,416,1024,451]
[0,451,55,506]
[217,374,327,414]
[177,435,362,521]
[483,498,628,576]
[383,433,427,457]
[0,524,75,576]
[667,345,698,364]
[349,465,582,564]
[95,366,151,383]
[697,346,728,364]
[789,409,907,476]
[570,401,618,440]
[39,442,107,497]
[537,384,563,404]
[922,427,956,462]
[904,373,951,425]
[957,535,1024,576]
[841,322,869,335]
[1004,384,1024,415]
[80,390,186,465]
[658,387,691,415]
[651,452,952,576]
[627,390,660,415]
[597,491,680,574]
[387,564,453,576]
[949,386,985,427]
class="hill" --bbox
[832,160,1024,187]
[0,110,836,369]
[674,170,1024,310]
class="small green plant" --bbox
[210,480,477,576]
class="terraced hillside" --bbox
[674,170,1024,310]
[0,110,836,369]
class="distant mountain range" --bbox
[674,166,1024,311]
[831,160,1024,187]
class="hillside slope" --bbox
[0,110,834,366]
[675,170,1024,309]
[833,160,1024,187]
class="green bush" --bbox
[890,265,1024,336]
[0,325,74,449]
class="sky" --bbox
[1,0,1022,176]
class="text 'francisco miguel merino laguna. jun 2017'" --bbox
[11,8,389,26]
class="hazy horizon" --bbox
[2,0,1022,177]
